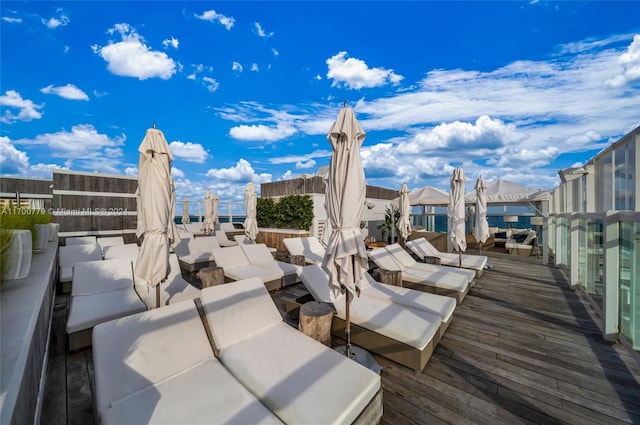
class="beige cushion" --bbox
[211,246,250,269]
[71,259,134,296]
[283,237,326,264]
[134,254,200,309]
[103,243,139,262]
[66,236,97,245]
[66,288,146,334]
[200,278,381,425]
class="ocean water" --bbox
[175,215,246,225]
[416,215,537,233]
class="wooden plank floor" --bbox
[41,248,640,425]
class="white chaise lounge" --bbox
[66,259,146,351]
[298,264,444,371]
[133,253,200,309]
[92,300,283,425]
[369,244,473,304]
[211,245,300,291]
[299,264,456,340]
[58,243,103,292]
[173,232,217,272]
[103,243,139,261]
[96,236,125,257]
[406,237,487,277]
[65,236,97,245]
[200,277,383,423]
[283,236,326,264]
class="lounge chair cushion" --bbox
[66,288,146,334]
[282,237,326,264]
[368,247,403,271]
[405,238,487,272]
[215,230,238,247]
[71,259,135,296]
[201,276,283,348]
[58,244,103,283]
[200,278,381,425]
[103,243,139,262]
[212,245,250,269]
[193,235,221,251]
[134,254,200,309]
[96,236,125,255]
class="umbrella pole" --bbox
[459,249,462,268]
[156,283,161,309]
[345,288,352,358]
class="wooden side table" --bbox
[372,268,402,287]
[197,266,225,288]
[298,301,334,347]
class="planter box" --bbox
[256,228,310,252]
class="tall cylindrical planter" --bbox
[4,230,32,280]
[34,224,49,251]
[48,222,60,241]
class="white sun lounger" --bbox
[299,263,456,339]
[103,243,139,262]
[133,253,200,309]
[406,237,487,276]
[240,243,301,287]
[215,230,239,247]
[282,236,326,264]
[173,232,216,272]
[200,277,383,423]
[298,264,444,370]
[66,259,146,351]
[211,245,299,291]
[96,236,125,256]
[58,243,103,291]
[369,244,472,304]
[92,300,283,425]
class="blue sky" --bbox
[2,1,639,214]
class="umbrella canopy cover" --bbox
[474,176,490,244]
[243,182,258,241]
[448,167,467,253]
[321,106,369,299]
[397,183,412,241]
[135,127,176,287]
[203,190,216,235]
[182,198,190,224]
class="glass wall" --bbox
[619,221,640,350]
[578,218,604,308]
[599,152,613,211]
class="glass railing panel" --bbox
[619,221,640,351]
[584,219,604,308]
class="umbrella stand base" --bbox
[333,345,382,375]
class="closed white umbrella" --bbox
[321,103,368,359]
[448,167,467,267]
[397,183,412,243]
[243,182,258,242]
[203,190,216,235]
[474,176,490,253]
[135,125,179,308]
[182,198,190,225]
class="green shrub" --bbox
[256,195,314,230]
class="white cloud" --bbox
[254,22,273,37]
[202,76,219,92]
[169,141,210,163]
[205,158,271,183]
[326,51,404,89]
[229,123,296,142]
[272,48,279,57]
[42,10,70,29]
[92,23,176,80]
[14,124,125,159]
[232,61,243,72]
[296,159,315,169]
[251,63,259,72]
[605,34,640,87]
[195,10,235,30]
[163,37,179,49]
[40,84,89,100]
[124,167,137,176]
[171,167,185,179]
[0,136,29,174]
[0,90,44,124]
[2,16,21,24]
[268,149,331,165]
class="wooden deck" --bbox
[41,248,640,425]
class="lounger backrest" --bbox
[241,243,274,264]
[103,243,139,262]
[417,238,441,256]
[368,247,403,271]
[92,300,214,415]
[72,259,134,296]
[96,236,125,252]
[219,222,235,231]
[59,243,102,267]
[406,239,429,260]
[211,245,250,268]
[385,244,418,268]
[200,277,283,350]
[298,264,340,303]
[195,236,221,251]
[173,233,197,256]
[66,236,98,245]
[282,237,304,256]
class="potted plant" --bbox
[377,205,400,244]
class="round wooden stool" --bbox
[298,301,334,347]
